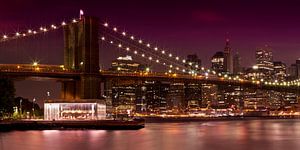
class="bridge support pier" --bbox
[61,80,80,99]
[61,16,101,100]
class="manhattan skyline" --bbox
[1,0,300,101]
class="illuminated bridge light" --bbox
[126,47,130,51]
[182,69,186,73]
[154,47,158,51]
[147,43,150,47]
[169,53,172,57]
[104,22,108,27]
[130,36,134,40]
[51,24,57,29]
[113,27,117,31]
[122,32,126,36]
[142,54,145,57]
[156,59,159,63]
[162,50,165,54]
[72,19,77,23]
[22,33,26,37]
[169,65,173,68]
[62,21,66,26]
[176,67,179,70]
[33,31,37,34]
[134,51,137,54]
[101,37,105,40]
[118,44,122,48]
[148,57,152,60]
[176,57,179,60]
[110,41,113,44]
[182,59,186,63]
[3,35,7,39]
[16,32,20,36]
[28,30,32,33]
[138,40,143,43]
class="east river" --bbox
[1,119,300,150]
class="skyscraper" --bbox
[255,45,273,71]
[273,61,286,81]
[255,45,274,81]
[224,38,233,73]
[233,52,241,75]
[185,54,201,72]
[211,51,225,73]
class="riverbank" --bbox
[0,119,145,131]
[143,115,300,123]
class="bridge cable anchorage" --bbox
[0,18,80,43]
[99,21,219,76]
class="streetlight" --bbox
[19,99,22,118]
[32,98,36,119]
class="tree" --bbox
[0,77,15,118]
[14,97,42,118]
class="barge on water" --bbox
[0,119,145,131]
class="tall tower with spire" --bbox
[223,36,233,73]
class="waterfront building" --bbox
[44,99,106,120]
[184,83,201,111]
[167,83,185,113]
[201,84,218,108]
[145,81,170,114]
[112,84,136,114]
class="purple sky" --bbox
[1,0,300,102]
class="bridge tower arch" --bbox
[61,16,101,100]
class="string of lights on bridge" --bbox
[1,14,300,87]
[99,21,300,87]
[99,21,220,76]
[0,18,80,43]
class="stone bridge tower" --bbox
[61,16,101,100]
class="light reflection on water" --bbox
[1,119,300,150]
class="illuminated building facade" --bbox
[110,55,146,72]
[273,61,286,81]
[185,83,201,110]
[255,45,274,81]
[211,51,225,73]
[185,54,201,72]
[44,100,106,120]
[112,84,136,114]
[145,81,170,113]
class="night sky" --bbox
[1,0,300,103]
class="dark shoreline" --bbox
[143,116,300,123]
[0,119,145,131]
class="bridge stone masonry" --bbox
[62,16,101,100]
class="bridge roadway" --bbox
[0,64,298,92]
